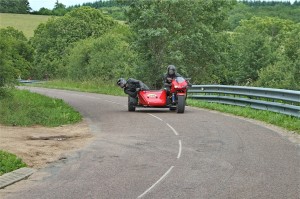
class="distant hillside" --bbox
[0,13,52,38]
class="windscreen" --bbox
[176,77,185,83]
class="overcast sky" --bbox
[28,0,95,11]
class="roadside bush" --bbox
[66,25,139,81]
[256,57,299,90]
[0,27,33,88]
[31,6,117,79]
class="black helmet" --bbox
[167,65,176,75]
[117,78,126,88]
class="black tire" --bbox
[177,95,185,113]
[128,96,136,112]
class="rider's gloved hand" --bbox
[136,88,141,92]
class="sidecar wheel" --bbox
[128,96,136,112]
[177,95,185,113]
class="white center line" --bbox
[137,166,174,199]
[166,123,178,136]
[177,140,182,159]
[148,113,163,121]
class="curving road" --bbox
[3,87,300,199]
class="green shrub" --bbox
[66,25,138,81]
[256,58,299,90]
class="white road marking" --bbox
[148,113,163,121]
[166,123,178,136]
[137,166,174,198]
[177,140,182,159]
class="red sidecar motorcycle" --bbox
[128,77,189,113]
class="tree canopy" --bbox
[66,25,139,81]
[0,0,31,13]
[0,27,33,97]
[126,0,235,87]
[1,0,299,91]
[31,7,117,79]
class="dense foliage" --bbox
[0,0,299,91]
[0,0,30,13]
[66,25,139,81]
[31,7,117,79]
[126,0,235,88]
[0,27,33,98]
[219,17,300,89]
[228,1,300,30]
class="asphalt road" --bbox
[3,87,300,199]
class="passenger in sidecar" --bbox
[117,78,149,98]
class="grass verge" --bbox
[0,150,27,176]
[0,88,81,127]
[30,79,125,96]
[187,99,300,134]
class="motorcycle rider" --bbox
[163,64,182,94]
[117,78,149,98]
[163,65,192,105]
[163,65,182,85]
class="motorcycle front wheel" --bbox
[177,95,185,113]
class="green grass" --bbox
[31,79,125,96]
[187,99,300,134]
[0,89,81,127]
[0,150,27,176]
[0,13,52,38]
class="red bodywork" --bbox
[138,90,167,107]
[137,77,188,107]
[170,77,188,97]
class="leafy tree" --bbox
[256,23,300,90]
[255,56,298,89]
[66,25,139,81]
[31,7,117,79]
[53,0,67,16]
[0,27,33,97]
[0,0,31,13]
[227,1,300,30]
[36,7,53,15]
[223,17,295,85]
[0,27,33,80]
[126,0,235,87]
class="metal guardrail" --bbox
[18,80,42,84]
[188,85,300,117]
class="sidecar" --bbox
[128,89,168,111]
[128,89,185,113]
